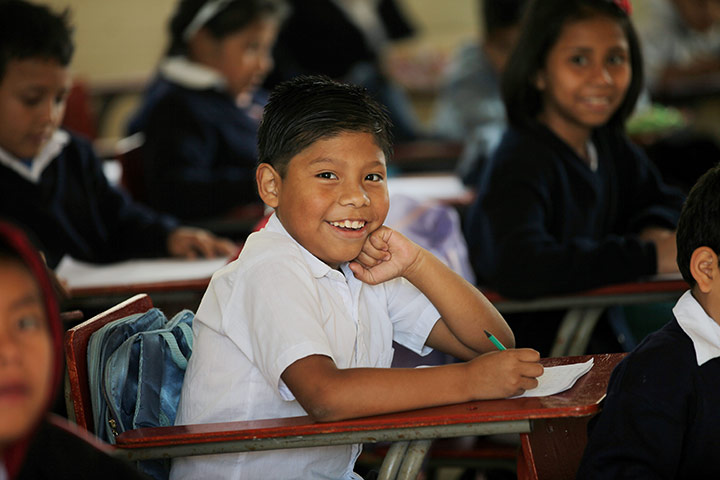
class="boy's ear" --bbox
[690,246,718,294]
[534,70,547,91]
[256,163,281,208]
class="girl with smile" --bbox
[465,0,684,354]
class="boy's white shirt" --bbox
[171,213,440,480]
[0,129,69,183]
[674,290,720,366]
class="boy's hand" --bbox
[466,349,543,399]
[168,227,238,259]
[349,226,422,285]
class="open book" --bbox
[512,358,594,398]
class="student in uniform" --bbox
[0,220,150,480]
[0,0,236,269]
[578,163,720,479]
[127,0,287,222]
[171,75,544,480]
[463,0,685,353]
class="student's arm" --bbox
[349,226,514,357]
[282,349,542,422]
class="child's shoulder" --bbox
[235,228,310,273]
[613,319,695,391]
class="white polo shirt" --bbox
[171,214,440,480]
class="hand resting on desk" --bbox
[639,227,678,274]
[167,226,238,259]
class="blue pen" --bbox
[484,330,507,351]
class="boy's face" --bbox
[0,259,53,451]
[271,131,390,268]
[0,58,71,159]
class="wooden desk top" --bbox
[117,353,623,450]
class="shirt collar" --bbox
[0,129,70,183]
[263,213,350,281]
[674,289,720,366]
[159,56,228,91]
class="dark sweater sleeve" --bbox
[619,138,684,232]
[140,92,259,220]
[72,138,178,263]
[465,130,663,298]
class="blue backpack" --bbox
[87,308,194,479]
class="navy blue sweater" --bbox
[0,133,177,269]
[464,124,684,298]
[128,77,262,221]
[577,318,720,479]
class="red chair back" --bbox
[64,294,154,432]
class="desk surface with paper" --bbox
[115,353,623,480]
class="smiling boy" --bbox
[172,76,543,480]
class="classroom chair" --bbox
[65,293,617,480]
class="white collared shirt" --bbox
[674,290,720,366]
[0,130,69,183]
[171,214,440,480]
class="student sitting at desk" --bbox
[126,0,287,222]
[463,0,685,354]
[0,220,149,479]
[465,0,684,298]
[171,76,544,480]
[0,0,236,270]
[578,163,720,478]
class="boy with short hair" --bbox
[578,163,720,478]
[172,75,544,480]
[0,0,235,269]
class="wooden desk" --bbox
[57,256,230,314]
[483,275,688,357]
[115,353,623,480]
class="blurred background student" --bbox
[464,0,685,355]
[126,0,287,229]
[432,0,528,186]
[0,0,236,271]
[263,0,423,141]
[0,220,149,480]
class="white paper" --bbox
[56,255,230,289]
[512,358,594,398]
[387,174,470,202]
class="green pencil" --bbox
[484,330,507,351]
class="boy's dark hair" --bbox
[676,163,720,286]
[481,0,528,37]
[0,0,74,81]
[167,0,288,56]
[257,75,394,176]
[501,0,643,134]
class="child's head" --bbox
[502,0,643,134]
[256,75,393,268]
[0,0,74,159]
[481,0,528,73]
[676,164,720,291]
[0,221,62,474]
[167,0,287,97]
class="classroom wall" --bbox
[42,0,478,139]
